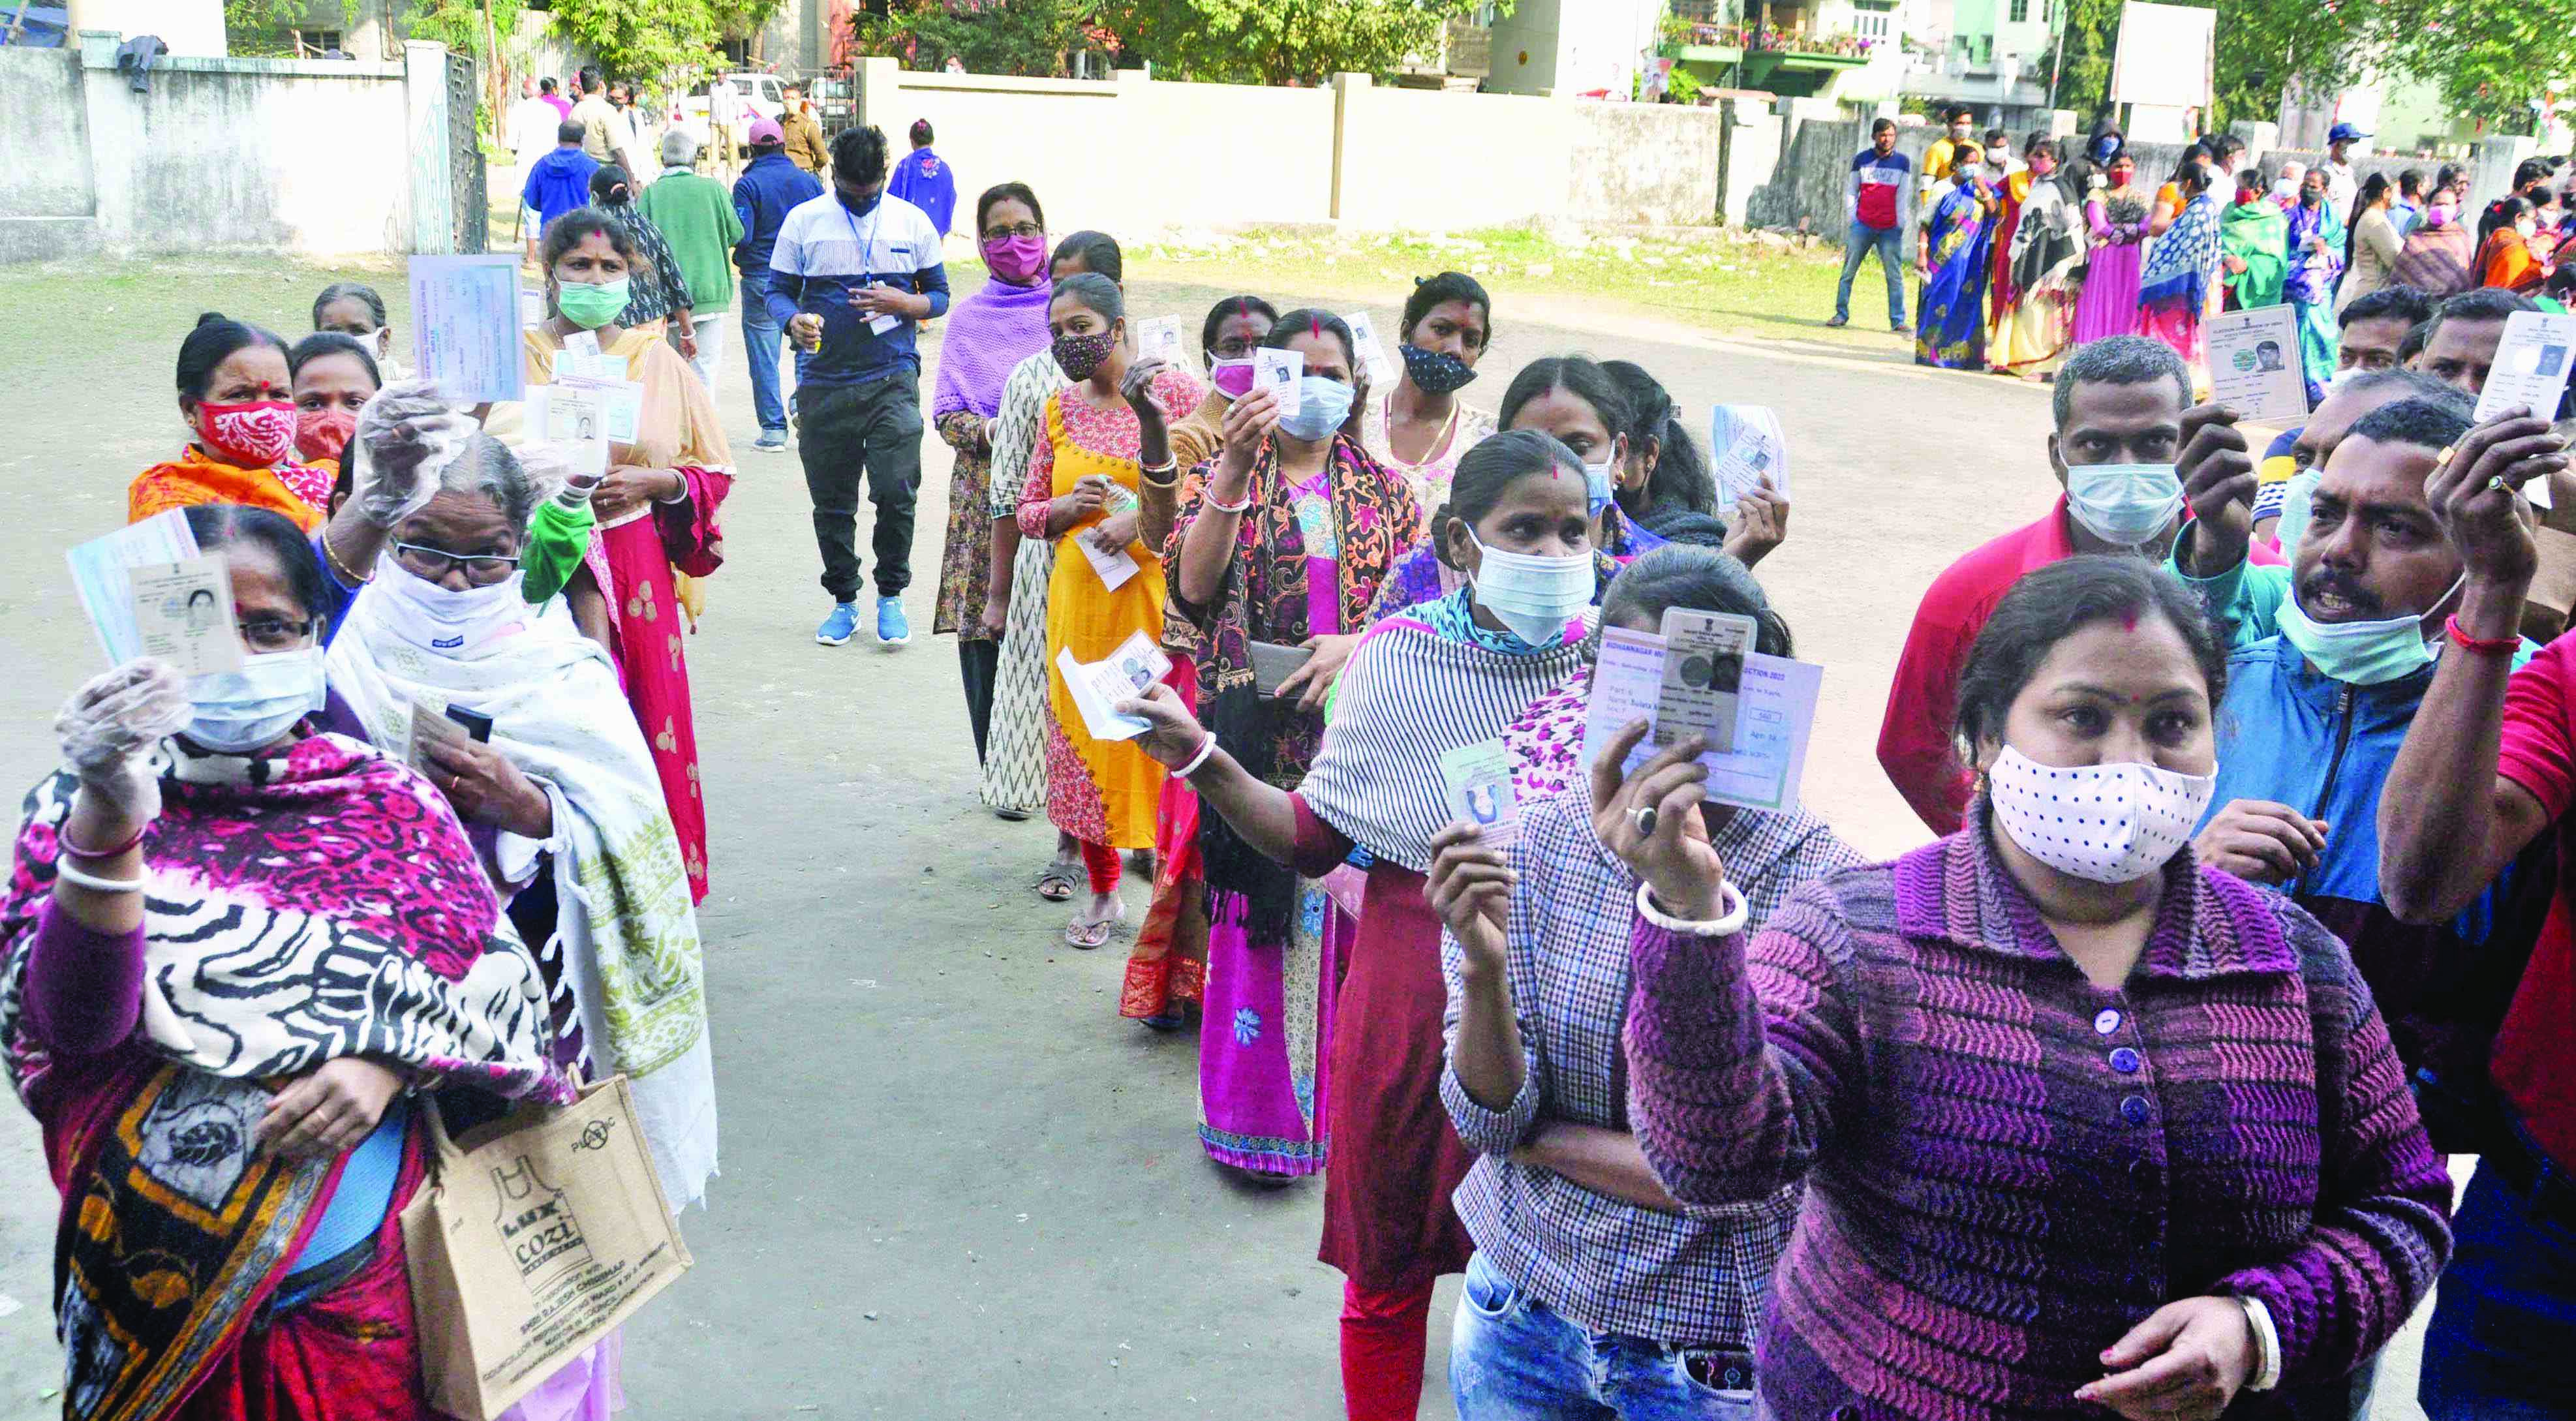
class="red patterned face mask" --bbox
[297,408,358,462]
[197,399,298,466]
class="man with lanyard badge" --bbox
[767,125,950,648]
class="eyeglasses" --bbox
[393,541,523,584]
[240,616,321,653]
[982,222,1043,241]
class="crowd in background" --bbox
[7,101,2576,1421]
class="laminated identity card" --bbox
[1654,608,1756,754]
[1058,631,1172,741]
[410,254,525,403]
[1341,311,1398,387]
[2205,305,2308,425]
[2476,311,2576,508]
[1581,626,1824,814]
[1709,406,1789,504]
[129,555,241,677]
[68,509,202,665]
[1437,739,1518,848]
[525,377,645,478]
[1135,315,1186,367]
[1251,347,1304,406]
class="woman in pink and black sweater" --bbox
[1615,555,2451,1421]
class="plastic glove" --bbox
[54,660,189,821]
[516,440,604,510]
[350,380,476,527]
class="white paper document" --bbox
[1057,632,1171,741]
[1135,315,1186,366]
[2205,305,2309,425]
[129,555,242,677]
[1709,405,1790,504]
[2477,311,2576,510]
[410,254,525,403]
[1342,311,1398,387]
[68,510,202,665]
[1581,627,1824,813]
[1077,527,1141,592]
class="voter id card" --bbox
[130,555,241,676]
[1439,739,1518,848]
[1252,347,1303,405]
[1136,314,1186,366]
[1653,608,1755,754]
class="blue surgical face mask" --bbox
[1278,375,1355,442]
[184,648,327,753]
[2063,461,2184,547]
[1468,532,1593,647]
[1582,461,1616,516]
[2277,573,2462,685]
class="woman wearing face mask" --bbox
[1599,359,1790,566]
[132,313,333,534]
[313,280,406,383]
[2074,153,2150,344]
[1118,429,1597,1421]
[1358,271,1499,519]
[2340,173,2404,313]
[326,435,715,1231]
[1917,151,1998,371]
[2147,143,2211,239]
[1013,270,1206,949]
[2393,164,2478,297]
[288,331,381,480]
[1620,555,2451,1421]
[1159,309,1423,1174]
[1120,293,1278,1033]
[1,504,572,1420]
[1991,135,2085,380]
[486,207,733,905]
[2477,197,2549,294]
[2220,169,2289,312]
[930,181,1054,768]
[588,165,698,356]
[2138,164,2224,395]
[2286,168,2348,403]
[1366,356,1648,624]
[981,232,1120,871]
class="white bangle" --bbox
[54,859,147,894]
[1203,486,1253,515]
[1635,880,1747,936]
[2237,1296,2282,1392]
[1173,733,1219,780]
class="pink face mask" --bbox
[197,399,298,466]
[1209,358,1255,399]
[982,233,1048,284]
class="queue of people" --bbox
[18,127,2576,1421]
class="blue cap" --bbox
[2327,122,2370,145]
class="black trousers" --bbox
[796,368,923,601]
[957,636,1000,764]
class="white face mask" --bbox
[2063,461,2184,548]
[185,648,328,753]
[1988,746,2215,884]
[370,555,529,652]
[1468,532,1593,647]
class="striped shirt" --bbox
[761,189,949,388]
[1441,790,1862,1347]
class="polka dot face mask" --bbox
[1987,746,2215,884]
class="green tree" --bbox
[2049,0,2372,134]
[848,0,1096,77]
[1105,0,1505,87]
[547,0,724,83]
[2377,0,2576,129]
[224,0,356,56]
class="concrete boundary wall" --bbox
[0,30,439,264]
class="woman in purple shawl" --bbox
[933,181,1056,762]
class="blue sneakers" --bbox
[816,601,859,646]
[876,595,912,647]
[754,429,788,452]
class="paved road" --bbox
[0,273,2437,1418]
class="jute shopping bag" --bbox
[403,1075,692,1421]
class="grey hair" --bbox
[441,433,538,530]
[2052,335,2193,430]
[660,128,699,168]
[2347,397,2476,455]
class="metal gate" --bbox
[446,52,487,254]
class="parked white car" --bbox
[673,72,788,152]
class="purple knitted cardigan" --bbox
[1623,815,2452,1421]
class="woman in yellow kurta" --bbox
[1013,272,1206,948]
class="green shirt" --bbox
[635,170,743,313]
[2168,529,2292,649]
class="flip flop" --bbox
[1034,861,1081,903]
[1065,898,1126,950]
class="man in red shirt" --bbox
[1877,335,2273,833]
[2379,406,2576,1420]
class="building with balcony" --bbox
[1898,0,2060,130]
[1664,0,1905,104]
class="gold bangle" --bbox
[320,531,372,585]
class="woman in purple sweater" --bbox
[1614,555,2451,1420]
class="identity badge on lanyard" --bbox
[844,206,904,336]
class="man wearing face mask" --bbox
[768,124,951,647]
[1878,336,2285,834]
[2176,394,2555,1172]
[2249,366,2453,555]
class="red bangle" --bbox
[59,820,146,859]
[2447,615,2521,656]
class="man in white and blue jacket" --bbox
[768,124,951,649]
[2168,384,2553,1154]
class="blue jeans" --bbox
[1449,1253,1754,1421]
[2419,1155,2576,1419]
[739,269,790,435]
[1834,220,1907,325]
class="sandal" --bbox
[1034,861,1081,903]
[1064,898,1126,950]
